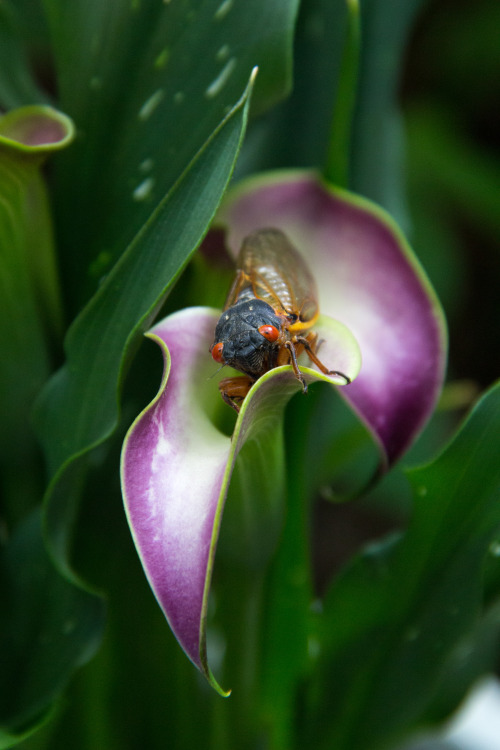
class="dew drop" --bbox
[489,540,500,557]
[139,157,154,173]
[89,76,102,91]
[205,58,236,99]
[133,177,155,201]
[216,44,230,62]
[154,47,170,70]
[138,89,164,120]
[214,0,233,20]
[173,91,185,105]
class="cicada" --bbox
[210,228,350,412]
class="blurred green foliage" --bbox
[0,0,499,748]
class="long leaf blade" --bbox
[303,382,500,750]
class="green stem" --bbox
[210,566,266,750]
[324,0,361,187]
[259,398,315,750]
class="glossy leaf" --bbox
[42,0,300,307]
[302,382,500,750]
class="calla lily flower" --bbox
[121,170,446,694]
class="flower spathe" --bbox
[120,170,446,693]
[121,307,360,695]
[217,171,447,465]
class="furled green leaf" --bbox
[301,381,500,750]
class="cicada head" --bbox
[210,299,284,379]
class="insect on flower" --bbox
[210,228,351,412]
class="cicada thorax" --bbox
[210,228,349,412]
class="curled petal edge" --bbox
[0,105,75,159]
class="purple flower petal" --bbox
[121,306,360,691]
[216,171,447,464]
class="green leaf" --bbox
[406,106,500,243]
[255,386,379,749]
[301,381,500,750]
[0,511,104,745]
[237,0,424,225]
[349,0,427,223]
[41,0,299,306]
[234,0,348,175]
[255,406,315,750]
[0,3,48,109]
[34,71,255,564]
[324,0,360,187]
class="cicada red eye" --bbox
[258,324,280,342]
[211,342,225,363]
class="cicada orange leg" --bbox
[282,340,308,393]
[280,331,351,389]
[218,375,255,413]
[298,333,351,383]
